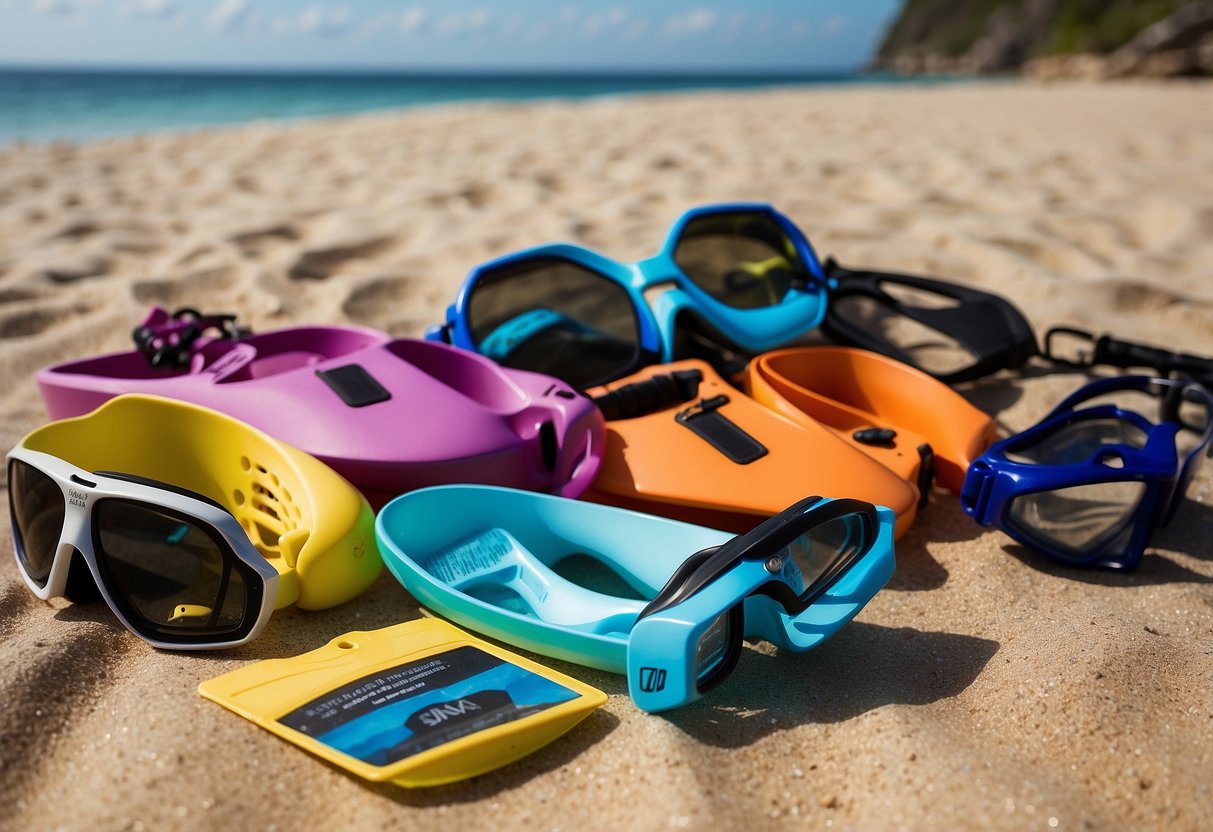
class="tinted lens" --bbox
[828,293,976,377]
[673,212,811,310]
[468,258,640,388]
[8,459,65,588]
[694,609,734,683]
[1007,481,1147,558]
[693,603,742,693]
[781,512,868,601]
[1006,417,1149,465]
[93,500,251,640]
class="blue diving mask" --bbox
[426,203,830,389]
[961,376,1213,570]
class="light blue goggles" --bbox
[376,486,895,712]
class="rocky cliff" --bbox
[875,0,1213,77]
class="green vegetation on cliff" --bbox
[1049,0,1192,53]
[878,0,1192,66]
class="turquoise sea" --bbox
[0,67,918,145]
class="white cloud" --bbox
[582,5,627,38]
[664,8,716,37]
[125,0,175,18]
[354,9,390,38]
[298,4,349,36]
[32,0,67,15]
[721,11,745,40]
[822,15,846,37]
[33,0,98,17]
[433,14,460,35]
[208,0,250,32]
[790,19,808,39]
[498,12,524,38]
[559,4,578,25]
[524,19,551,42]
[399,5,425,35]
[624,17,648,39]
[434,8,489,37]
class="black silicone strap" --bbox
[822,259,1039,384]
[675,396,768,464]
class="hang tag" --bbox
[199,618,607,787]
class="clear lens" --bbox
[782,512,867,601]
[673,212,811,310]
[1007,481,1147,558]
[828,294,977,376]
[468,258,640,388]
[1005,417,1148,465]
[94,500,250,637]
[8,459,65,588]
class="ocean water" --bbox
[0,67,915,145]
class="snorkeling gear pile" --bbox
[9,203,1211,785]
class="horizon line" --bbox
[0,61,872,78]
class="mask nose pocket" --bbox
[64,547,102,603]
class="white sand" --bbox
[1,80,1211,831]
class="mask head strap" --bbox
[1044,327,1213,387]
[822,259,1039,384]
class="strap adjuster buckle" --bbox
[132,306,250,368]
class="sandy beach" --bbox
[1,80,1212,831]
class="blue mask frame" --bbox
[375,486,895,712]
[426,203,830,387]
[961,376,1213,570]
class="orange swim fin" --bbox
[583,359,920,538]
[745,346,997,494]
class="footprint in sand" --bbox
[229,224,300,259]
[132,264,238,307]
[1116,197,1194,252]
[1097,278,1188,314]
[0,619,133,813]
[424,183,499,211]
[45,219,100,241]
[341,275,435,331]
[33,251,111,284]
[0,302,88,340]
[0,287,41,305]
[1034,215,1131,264]
[0,583,41,639]
[286,227,399,281]
[982,234,1109,278]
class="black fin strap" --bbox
[592,369,703,421]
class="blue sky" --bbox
[0,1,902,71]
